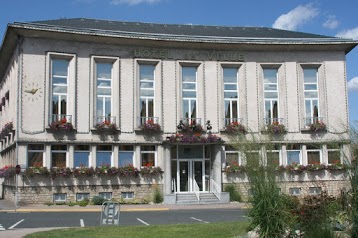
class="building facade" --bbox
[0,18,357,204]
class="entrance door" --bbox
[178,160,205,192]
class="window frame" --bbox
[51,144,68,168]
[327,144,342,164]
[139,64,156,121]
[224,146,241,167]
[76,193,90,202]
[74,145,91,168]
[95,62,114,119]
[99,192,112,200]
[286,144,302,165]
[263,68,279,124]
[50,58,70,117]
[181,65,198,119]
[222,67,240,125]
[53,193,67,203]
[306,144,322,165]
[302,67,320,126]
[118,145,135,167]
[140,145,157,167]
[96,145,113,167]
[27,144,45,168]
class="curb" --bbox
[0,207,170,213]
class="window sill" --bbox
[46,127,77,133]
[300,128,327,134]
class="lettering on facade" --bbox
[134,49,245,61]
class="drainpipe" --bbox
[15,36,23,211]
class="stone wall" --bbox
[3,175,163,205]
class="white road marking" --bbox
[190,217,210,223]
[0,224,5,231]
[137,218,150,226]
[80,219,85,227]
[8,219,24,230]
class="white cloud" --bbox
[110,0,161,5]
[323,15,339,29]
[348,77,358,91]
[272,4,319,31]
[336,27,358,40]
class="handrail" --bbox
[210,179,221,200]
[193,179,200,203]
[171,178,176,193]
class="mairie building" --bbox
[0,18,357,205]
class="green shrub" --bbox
[224,184,242,202]
[68,201,76,207]
[44,201,53,206]
[78,198,89,207]
[304,225,335,238]
[91,196,105,205]
[153,185,163,204]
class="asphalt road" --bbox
[0,208,247,230]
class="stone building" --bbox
[0,18,357,204]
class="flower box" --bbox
[0,165,16,178]
[168,133,223,144]
[50,118,74,132]
[309,121,326,133]
[225,162,245,174]
[140,166,163,175]
[224,122,247,134]
[94,121,118,133]
[140,120,161,133]
[266,122,286,135]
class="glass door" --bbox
[179,161,189,192]
[177,160,205,192]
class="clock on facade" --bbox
[23,82,42,101]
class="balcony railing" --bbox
[96,116,116,125]
[264,117,284,126]
[224,118,243,127]
[303,117,324,127]
[50,114,72,124]
[138,117,159,126]
[180,118,202,126]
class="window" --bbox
[141,145,156,167]
[51,59,69,122]
[119,145,134,167]
[76,193,90,202]
[28,144,45,167]
[182,66,197,120]
[139,64,155,125]
[309,187,322,195]
[303,68,320,126]
[266,144,281,166]
[306,144,321,165]
[96,62,113,123]
[74,145,90,167]
[263,68,279,125]
[286,144,301,165]
[121,192,134,199]
[96,145,112,167]
[53,193,66,203]
[327,144,341,164]
[99,192,112,200]
[51,145,67,168]
[289,188,301,196]
[225,146,240,166]
[223,67,239,126]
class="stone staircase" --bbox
[176,193,220,204]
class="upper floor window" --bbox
[96,63,113,123]
[303,68,320,126]
[182,66,197,120]
[263,68,279,125]
[51,59,69,120]
[28,144,45,167]
[74,145,90,167]
[139,64,155,125]
[223,67,239,126]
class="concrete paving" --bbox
[0,199,249,237]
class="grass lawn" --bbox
[25,221,249,238]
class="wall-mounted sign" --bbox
[134,49,245,62]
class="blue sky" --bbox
[1,0,358,123]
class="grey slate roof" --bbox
[29,18,332,40]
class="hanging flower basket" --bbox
[225,162,245,174]
[140,165,163,175]
[168,133,223,144]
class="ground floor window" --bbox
[51,145,67,168]
[225,146,240,166]
[76,193,90,201]
[141,145,156,166]
[121,192,134,199]
[27,144,45,167]
[53,193,66,203]
[119,145,134,167]
[327,144,342,164]
[99,192,112,200]
[74,145,90,167]
[307,144,321,164]
[286,144,301,165]
[289,188,301,196]
[96,145,112,167]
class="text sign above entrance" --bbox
[134,49,245,62]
